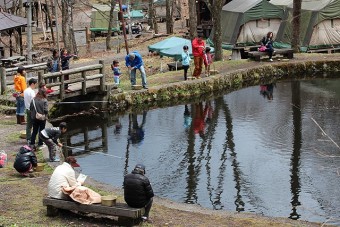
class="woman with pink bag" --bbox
[260,32,275,62]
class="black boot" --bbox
[20,115,26,125]
[16,115,20,124]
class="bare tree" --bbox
[148,0,158,33]
[188,0,197,39]
[106,0,115,51]
[61,0,77,55]
[203,0,224,61]
[165,0,174,34]
[292,0,302,52]
[45,0,55,45]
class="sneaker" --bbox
[143,86,148,89]
[269,59,273,62]
[50,158,60,162]
[141,216,153,223]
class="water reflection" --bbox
[64,78,340,225]
[290,81,302,220]
[260,83,275,100]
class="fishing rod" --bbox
[65,145,123,159]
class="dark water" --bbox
[67,79,340,225]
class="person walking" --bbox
[261,32,275,62]
[13,66,27,124]
[124,164,154,223]
[29,87,48,150]
[125,51,148,89]
[203,47,213,77]
[23,78,37,144]
[47,49,60,84]
[181,45,191,80]
[191,34,205,79]
[60,48,77,91]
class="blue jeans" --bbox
[16,96,25,116]
[114,76,120,84]
[130,66,147,87]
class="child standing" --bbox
[203,47,213,77]
[181,45,191,80]
[111,60,122,85]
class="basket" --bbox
[132,85,142,90]
[101,195,117,207]
[34,163,45,172]
[20,130,26,139]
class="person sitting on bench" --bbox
[261,32,275,62]
[124,164,154,223]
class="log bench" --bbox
[43,197,145,224]
[248,48,294,61]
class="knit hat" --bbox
[129,53,135,60]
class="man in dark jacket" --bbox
[13,145,37,176]
[39,122,67,162]
[124,164,154,222]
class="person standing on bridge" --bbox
[24,78,37,145]
[125,51,148,89]
[61,48,77,92]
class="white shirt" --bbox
[48,162,79,199]
[23,87,36,110]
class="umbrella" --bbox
[148,37,191,53]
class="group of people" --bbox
[181,34,213,81]
[13,66,68,162]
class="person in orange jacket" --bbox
[191,34,206,79]
[14,66,27,125]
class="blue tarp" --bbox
[148,37,191,52]
[160,45,215,61]
[123,10,144,19]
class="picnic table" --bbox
[0,56,26,67]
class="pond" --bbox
[65,78,340,225]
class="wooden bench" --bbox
[43,197,145,224]
[307,47,340,54]
[248,48,294,61]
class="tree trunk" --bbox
[61,0,77,55]
[106,0,116,51]
[153,7,158,34]
[292,0,302,52]
[202,0,224,61]
[148,0,154,29]
[18,0,24,17]
[45,0,55,45]
[165,0,174,34]
[38,1,47,40]
[188,0,197,40]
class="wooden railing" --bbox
[0,62,48,94]
[40,60,105,100]
[0,60,106,99]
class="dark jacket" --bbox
[123,169,154,208]
[61,54,73,70]
[30,97,48,120]
[40,127,61,144]
[261,36,273,47]
[47,56,60,72]
[13,146,37,173]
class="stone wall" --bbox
[107,60,340,112]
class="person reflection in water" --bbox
[128,111,147,144]
[205,101,213,124]
[260,83,275,100]
[114,120,122,135]
[183,105,192,129]
[193,102,208,137]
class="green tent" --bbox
[124,10,145,19]
[148,37,191,53]
[90,4,119,32]
[276,0,340,49]
[220,0,284,45]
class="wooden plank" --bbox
[43,198,144,219]
[86,74,103,80]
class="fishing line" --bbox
[56,101,109,104]
[65,145,123,159]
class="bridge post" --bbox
[0,67,6,95]
[81,71,86,95]
[38,72,43,84]
[99,60,105,92]
[60,72,65,100]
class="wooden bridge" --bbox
[0,60,110,101]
